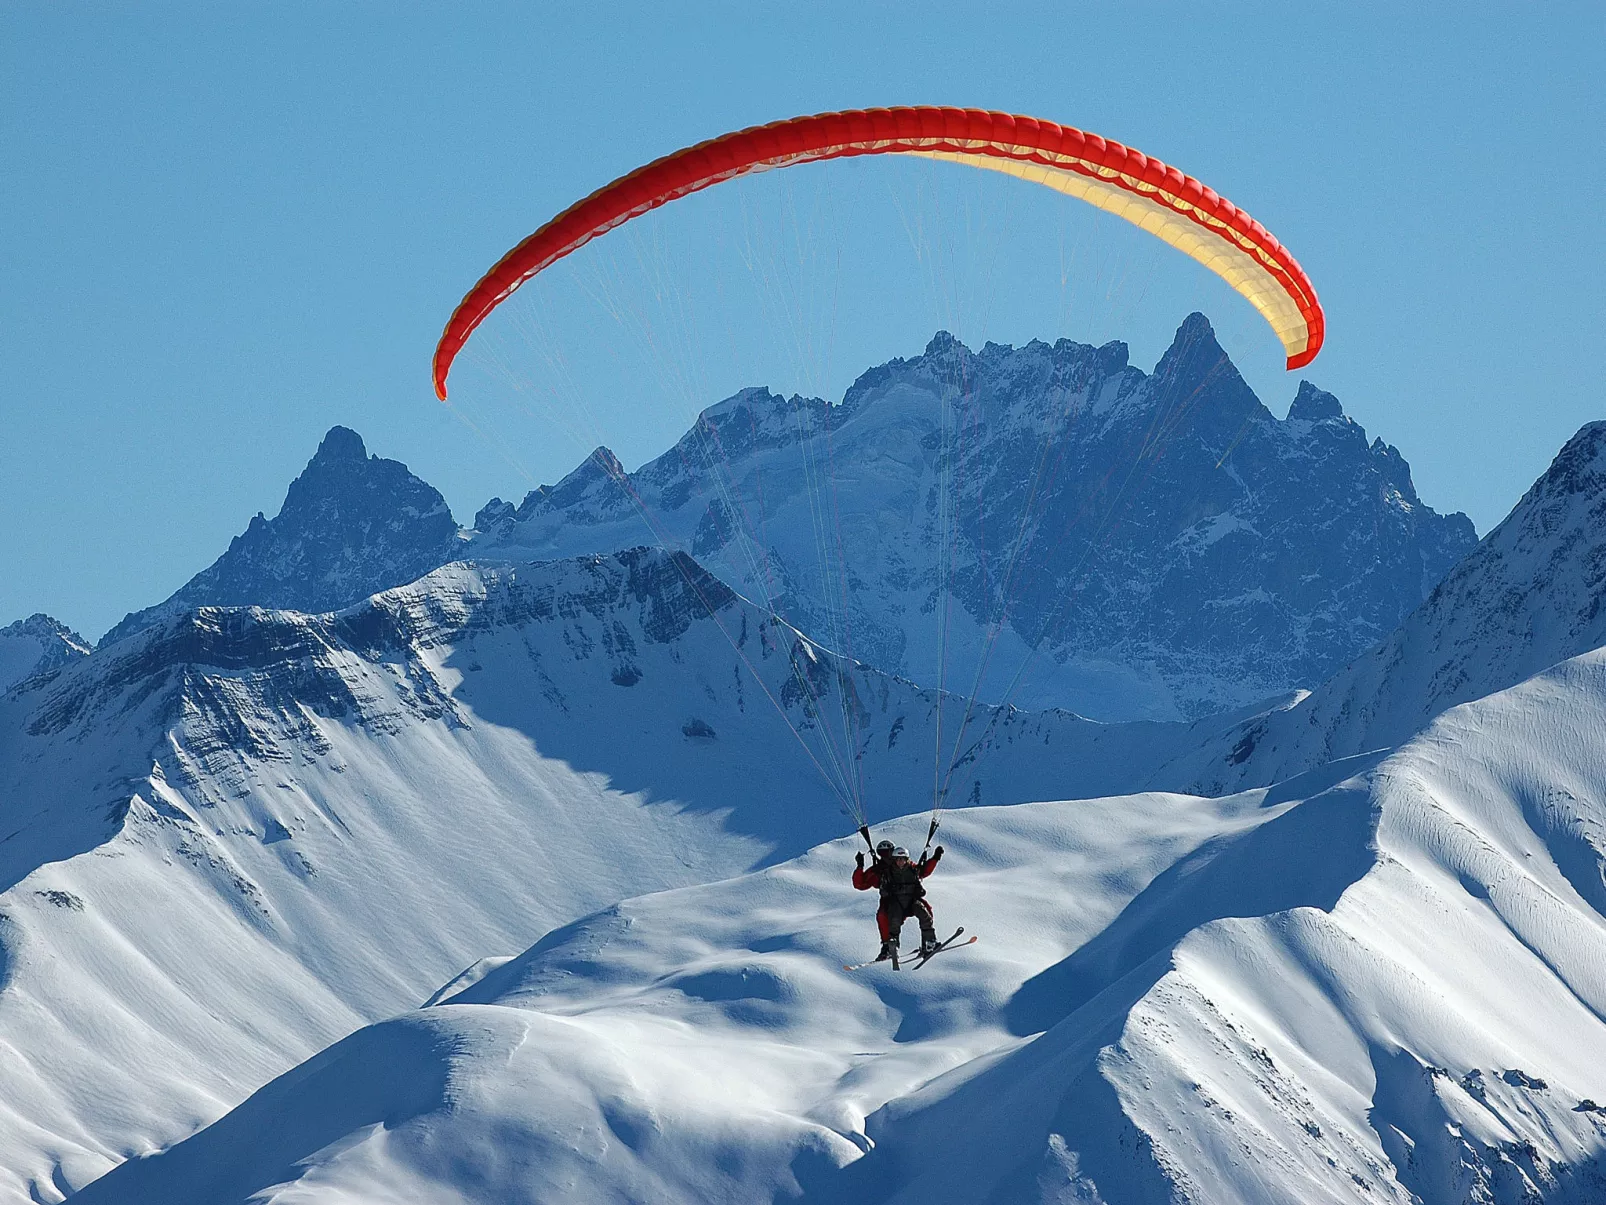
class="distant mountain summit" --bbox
[100,427,461,647]
[0,614,90,691]
[478,314,1476,720]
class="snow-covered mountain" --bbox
[0,546,1222,1203]
[1164,420,1606,797]
[99,426,462,647]
[0,614,89,690]
[476,315,1475,721]
[80,642,1606,1204]
[87,319,1470,724]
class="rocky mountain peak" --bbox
[0,614,91,691]
[1288,380,1344,422]
[1143,311,1262,431]
[1527,419,1606,504]
[309,424,367,464]
[1154,311,1227,379]
[474,497,518,532]
[1090,337,1129,375]
[99,428,460,648]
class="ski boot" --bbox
[918,934,939,959]
[877,939,899,962]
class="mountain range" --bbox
[478,314,1474,721]
[100,316,1475,723]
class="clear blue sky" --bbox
[4,2,1603,640]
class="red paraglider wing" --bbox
[433,107,1323,399]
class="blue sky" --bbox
[4,2,1603,639]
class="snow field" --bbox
[77,787,1325,1203]
[881,651,1606,1203]
[81,648,1606,1203]
[0,552,1218,1202]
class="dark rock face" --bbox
[1174,419,1606,795]
[1149,420,1606,803]
[101,428,460,647]
[481,315,1476,719]
[949,313,1476,715]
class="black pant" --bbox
[879,897,935,943]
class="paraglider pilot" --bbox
[854,839,944,960]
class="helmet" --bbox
[892,846,910,859]
[875,840,895,856]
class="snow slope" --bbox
[0,547,1222,1203]
[80,644,1606,1203]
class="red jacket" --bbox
[853,850,940,892]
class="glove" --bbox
[855,851,865,869]
[934,845,945,859]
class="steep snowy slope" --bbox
[0,547,1218,1203]
[81,645,1606,1204]
[477,315,1474,720]
[0,614,88,690]
[100,426,462,646]
[1165,420,1606,797]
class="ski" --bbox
[845,928,972,972]
[843,950,895,973]
[911,928,975,969]
[843,942,904,973]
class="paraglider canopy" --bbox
[433,106,1324,401]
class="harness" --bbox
[876,858,925,909]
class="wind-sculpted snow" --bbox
[0,546,1238,1203]
[477,314,1474,720]
[79,647,1606,1203]
[1169,420,1606,796]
